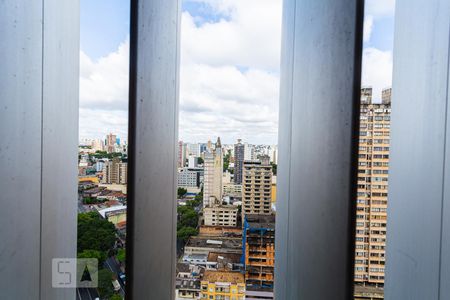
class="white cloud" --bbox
[79,108,128,140]
[179,0,282,144]
[79,40,129,140]
[79,0,394,144]
[363,15,374,43]
[365,0,395,18]
[362,47,393,102]
[79,40,129,111]
[179,63,279,144]
[181,0,282,71]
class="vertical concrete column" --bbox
[385,0,450,299]
[126,0,180,299]
[275,0,364,299]
[0,0,79,299]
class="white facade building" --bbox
[203,206,238,227]
[203,138,223,208]
[178,167,202,188]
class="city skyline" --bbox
[79,0,395,145]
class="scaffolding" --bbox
[242,215,275,290]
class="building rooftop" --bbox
[203,270,244,284]
[204,205,238,211]
[186,237,242,250]
[207,252,242,265]
[176,263,191,273]
[97,205,127,218]
[83,186,106,195]
[354,285,384,299]
[175,278,201,290]
[182,253,208,263]
[199,225,242,237]
[246,214,275,229]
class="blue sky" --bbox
[80,0,395,144]
[80,0,130,60]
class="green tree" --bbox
[180,209,198,228]
[97,269,114,299]
[177,187,188,199]
[223,151,231,171]
[271,163,277,175]
[110,294,123,300]
[197,157,204,164]
[77,249,107,265]
[77,212,116,253]
[116,248,126,263]
[177,206,198,228]
[177,227,198,242]
[83,197,100,204]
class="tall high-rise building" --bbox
[242,161,272,219]
[234,139,245,184]
[106,133,117,153]
[91,139,104,152]
[203,137,223,208]
[354,87,391,286]
[102,157,127,184]
[269,145,278,165]
[188,156,198,168]
[244,143,254,161]
[177,167,202,188]
[178,141,186,168]
[187,143,200,157]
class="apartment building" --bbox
[204,205,238,227]
[102,157,127,184]
[354,87,391,285]
[106,133,117,153]
[187,143,201,157]
[200,271,245,300]
[178,167,203,188]
[234,139,245,184]
[223,183,242,198]
[242,161,272,219]
[178,141,187,168]
[244,214,275,300]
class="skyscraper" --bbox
[354,87,391,286]
[178,141,186,168]
[106,133,117,153]
[203,137,223,208]
[244,142,254,161]
[186,143,200,157]
[234,139,245,184]
[242,160,272,219]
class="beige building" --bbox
[204,205,238,227]
[102,157,127,184]
[203,137,223,208]
[106,133,117,153]
[223,183,242,198]
[200,270,245,300]
[354,87,391,286]
[242,161,272,219]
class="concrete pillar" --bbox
[385,0,450,299]
[275,0,364,298]
[0,0,79,299]
[126,0,180,299]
